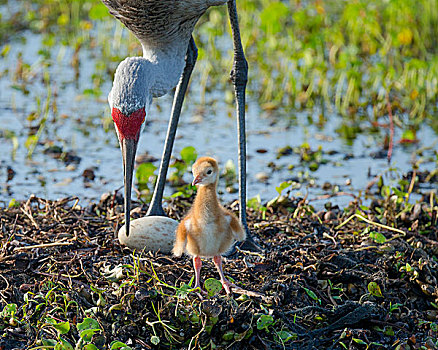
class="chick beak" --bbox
[192,175,202,186]
[121,137,138,237]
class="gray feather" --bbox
[109,57,152,115]
[102,0,226,47]
[104,0,227,111]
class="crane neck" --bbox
[141,38,190,98]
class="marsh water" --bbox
[1,29,437,209]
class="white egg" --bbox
[118,216,178,253]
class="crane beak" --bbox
[120,137,138,237]
[111,106,145,238]
[192,175,202,186]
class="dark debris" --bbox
[0,187,437,349]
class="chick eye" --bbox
[206,169,212,175]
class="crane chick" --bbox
[173,157,246,294]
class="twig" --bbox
[20,207,39,230]
[386,92,394,164]
[32,271,87,287]
[11,213,19,236]
[111,186,123,210]
[406,170,416,203]
[309,192,357,202]
[353,245,379,251]
[0,274,10,304]
[71,198,79,211]
[285,305,332,315]
[335,213,405,235]
[14,240,72,251]
[0,253,19,263]
[231,286,269,302]
[366,173,380,191]
[235,246,265,259]
[327,285,338,307]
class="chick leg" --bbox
[193,256,202,290]
[213,256,235,294]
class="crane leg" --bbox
[147,37,198,217]
[227,0,260,251]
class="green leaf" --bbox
[54,321,70,334]
[57,14,69,26]
[150,336,160,345]
[1,303,17,317]
[204,278,223,297]
[77,318,101,342]
[60,338,73,350]
[171,190,189,198]
[176,283,191,298]
[380,185,390,197]
[309,162,319,171]
[1,44,10,57]
[110,341,132,350]
[180,146,197,164]
[80,329,100,342]
[275,181,291,195]
[384,326,395,336]
[84,345,99,350]
[90,286,106,294]
[8,199,19,208]
[42,339,58,347]
[256,314,274,330]
[369,231,386,244]
[24,134,38,150]
[247,195,261,210]
[278,330,296,342]
[244,327,253,339]
[89,3,109,20]
[222,330,235,341]
[392,187,406,199]
[77,318,100,331]
[367,282,383,297]
[303,287,319,301]
[83,88,98,96]
[401,129,416,141]
[55,338,74,350]
[352,338,367,345]
[136,163,157,184]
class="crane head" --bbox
[109,57,151,237]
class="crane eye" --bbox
[206,169,212,175]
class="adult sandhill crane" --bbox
[102,0,257,250]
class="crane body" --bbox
[102,0,257,251]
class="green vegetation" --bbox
[2,0,437,143]
[1,0,436,201]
